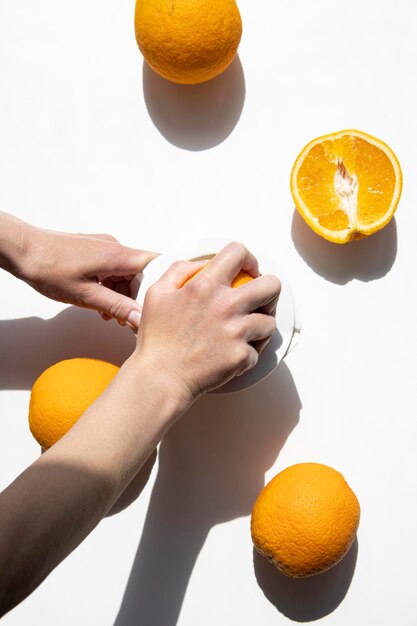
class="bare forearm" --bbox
[0,354,191,616]
[0,212,30,277]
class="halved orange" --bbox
[290,129,402,244]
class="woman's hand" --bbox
[135,242,281,399]
[0,213,157,328]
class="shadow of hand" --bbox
[0,307,136,390]
[114,363,301,626]
[143,55,246,151]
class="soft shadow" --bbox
[253,538,359,622]
[114,362,301,626]
[217,329,282,394]
[142,55,246,151]
[108,449,158,517]
[291,211,397,284]
[0,456,148,617]
[0,307,136,390]
[39,446,156,517]
[5,306,152,516]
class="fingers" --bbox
[98,277,136,323]
[86,283,143,328]
[156,260,207,290]
[238,344,260,376]
[242,312,277,343]
[100,278,135,326]
[203,242,260,286]
[233,274,281,315]
[236,314,276,370]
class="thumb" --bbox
[109,247,159,277]
[87,284,143,328]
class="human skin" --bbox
[0,211,157,327]
[0,217,280,616]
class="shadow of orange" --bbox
[291,211,397,284]
[143,55,246,151]
[253,538,359,621]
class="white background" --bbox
[1,0,417,624]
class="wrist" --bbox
[128,348,197,418]
[0,212,32,279]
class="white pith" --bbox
[334,159,359,229]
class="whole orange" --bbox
[134,0,242,84]
[251,463,360,577]
[29,358,119,449]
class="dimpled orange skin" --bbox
[251,463,360,578]
[29,358,119,450]
[134,0,242,84]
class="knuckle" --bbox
[227,241,246,257]
[108,298,126,319]
[226,318,245,341]
[259,336,273,353]
[102,243,120,261]
[171,260,188,271]
[266,314,277,334]
[244,346,258,371]
[145,284,160,301]
[233,319,247,340]
[214,294,235,319]
[187,273,209,292]
[235,343,252,367]
[248,349,259,369]
[264,274,282,295]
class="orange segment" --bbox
[290,129,402,244]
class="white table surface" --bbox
[1,0,417,624]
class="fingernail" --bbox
[127,310,142,328]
